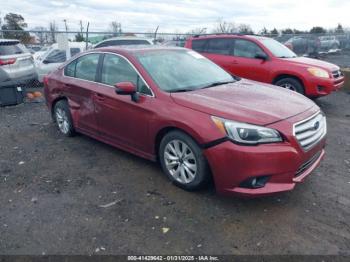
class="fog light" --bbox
[239,176,270,189]
[317,86,325,92]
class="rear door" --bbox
[63,53,101,134]
[231,39,271,83]
[201,38,236,74]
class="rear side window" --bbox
[234,39,265,58]
[0,43,24,56]
[206,38,234,55]
[75,54,100,81]
[191,39,208,52]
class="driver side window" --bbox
[101,54,152,96]
[233,39,265,59]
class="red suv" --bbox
[44,46,326,197]
[185,35,344,98]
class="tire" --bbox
[275,77,305,95]
[159,130,210,191]
[53,100,75,137]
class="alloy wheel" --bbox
[55,108,70,134]
[164,139,197,184]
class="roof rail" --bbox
[192,33,258,38]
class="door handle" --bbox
[232,60,238,64]
[94,93,106,101]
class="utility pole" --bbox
[63,19,68,32]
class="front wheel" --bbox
[159,131,210,191]
[275,77,305,95]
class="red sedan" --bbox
[44,46,327,197]
[185,35,345,98]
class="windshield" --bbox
[136,50,235,92]
[261,38,297,58]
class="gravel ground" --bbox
[0,90,349,255]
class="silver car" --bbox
[0,39,37,84]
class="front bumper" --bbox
[305,75,345,97]
[204,109,326,197]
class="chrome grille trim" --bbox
[293,112,327,151]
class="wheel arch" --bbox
[272,73,305,87]
[51,96,68,119]
[154,126,204,161]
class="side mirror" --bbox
[115,82,139,102]
[255,53,268,60]
[115,82,136,95]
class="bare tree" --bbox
[49,21,57,43]
[33,26,47,44]
[75,20,85,42]
[110,21,122,36]
[187,27,207,35]
[212,18,236,33]
[237,24,254,34]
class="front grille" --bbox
[295,151,322,177]
[293,112,327,151]
[332,70,343,79]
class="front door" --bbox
[93,53,155,153]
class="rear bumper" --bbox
[304,76,345,97]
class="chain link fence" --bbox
[0,29,349,92]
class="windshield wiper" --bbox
[170,88,195,93]
[201,80,235,89]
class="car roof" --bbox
[92,45,187,55]
[0,39,20,44]
[190,34,270,41]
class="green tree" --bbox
[310,26,326,34]
[282,28,294,35]
[270,28,279,36]
[1,13,30,42]
[335,23,344,34]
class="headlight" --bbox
[212,117,283,145]
[307,67,330,78]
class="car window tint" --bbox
[101,54,151,95]
[70,48,81,57]
[46,49,66,63]
[64,60,76,77]
[206,38,234,55]
[234,39,265,58]
[191,39,208,52]
[75,54,100,81]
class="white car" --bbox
[35,42,88,82]
[94,37,153,48]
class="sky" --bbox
[1,0,349,33]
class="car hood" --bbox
[281,57,339,71]
[170,79,317,126]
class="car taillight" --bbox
[43,75,49,86]
[0,58,16,66]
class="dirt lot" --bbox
[0,89,350,255]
